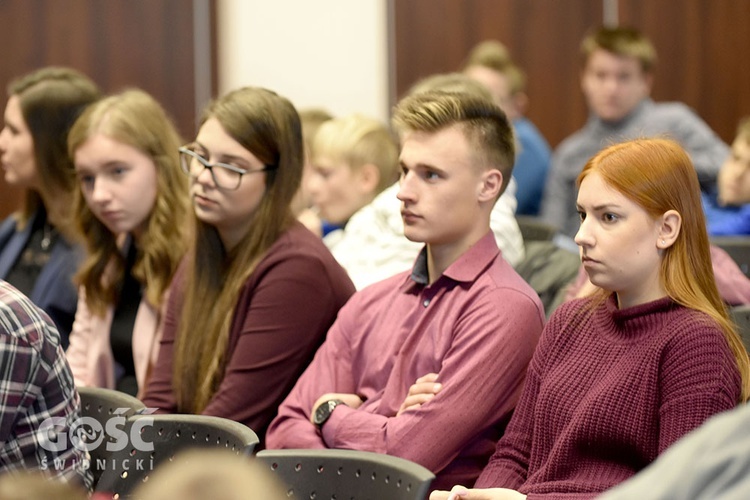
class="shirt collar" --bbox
[401,231,500,290]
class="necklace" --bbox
[40,224,54,251]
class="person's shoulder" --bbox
[0,213,18,232]
[649,101,702,122]
[262,222,353,282]
[555,127,590,152]
[514,117,545,140]
[333,271,410,318]
[0,281,59,351]
[0,213,21,244]
[549,296,594,322]
[553,126,595,167]
[476,257,545,313]
[270,222,340,261]
[355,271,410,300]
[659,305,727,346]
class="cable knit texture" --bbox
[476,294,741,499]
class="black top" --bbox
[5,212,58,297]
[111,241,142,396]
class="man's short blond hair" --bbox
[392,90,515,194]
[312,114,399,193]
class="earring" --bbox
[661,240,666,245]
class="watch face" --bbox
[313,401,332,425]
[313,399,343,426]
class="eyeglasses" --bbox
[178,146,277,190]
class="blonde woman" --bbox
[65,89,188,397]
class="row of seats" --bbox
[78,387,435,499]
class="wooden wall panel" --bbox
[0,0,217,219]
[619,0,750,146]
[393,0,602,148]
[393,0,750,153]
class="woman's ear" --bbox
[657,209,682,249]
[478,169,503,203]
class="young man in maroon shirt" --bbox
[266,88,545,490]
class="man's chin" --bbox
[598,110,628,123]
[719,195,750,207]
[402,229,426,244]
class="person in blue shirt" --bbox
[463,41,552,216]
[703,116,750,236]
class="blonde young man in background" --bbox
[464,41,551,216]
[303,113,399,244]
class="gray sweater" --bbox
[599,403,749,500]
[541,98,729,237]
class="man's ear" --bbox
[478,169,503,202]
[511,92,529,117]
[657,209,681,249]
[356,163,381,196]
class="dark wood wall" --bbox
[393,0,750,149]
[0,0,217,219]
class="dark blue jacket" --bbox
[0,211,81,348]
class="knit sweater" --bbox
[475,295,741,499]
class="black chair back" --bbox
[78,386,146,419]
[77,387,146,488]
[94,414,259,498]
[255,449,434,500]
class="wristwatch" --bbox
[313,399,347,428]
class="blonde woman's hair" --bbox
[173,87,303,414]
[577,138,750,401]
[68,88,188,315]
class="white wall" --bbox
[217,0,391,123]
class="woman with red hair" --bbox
[431,138,748,500]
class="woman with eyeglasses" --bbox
[141,87,355,445]
[65,89,188,398]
